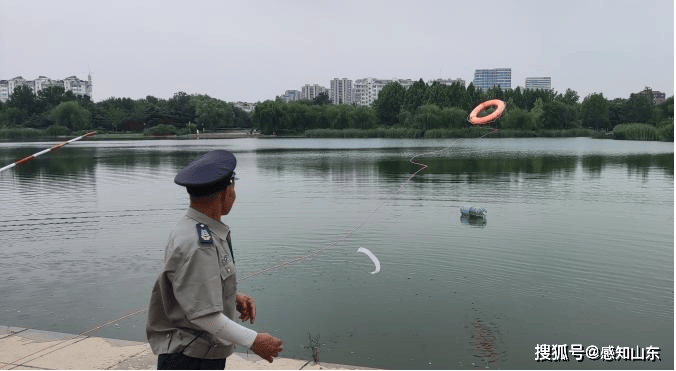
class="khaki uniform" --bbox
[146,208,237,359]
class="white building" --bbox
[525,77,552,91]
[301,84,328,101]
[329,78,353,105]
[0,74,93,102]
[352,78,415,107]
[233,101,256,112]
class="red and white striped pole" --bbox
[0,131,97,174]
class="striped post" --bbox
[0,131,96,174]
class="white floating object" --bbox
[357,247,381,274]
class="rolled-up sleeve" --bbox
[172,246,223,320]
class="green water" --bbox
[0,137,672,369]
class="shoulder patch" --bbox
[196,223,213,244]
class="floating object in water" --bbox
[468,99,506,125]
[357,247,381,274]
[460,214,487,227]
[460,206,487,218]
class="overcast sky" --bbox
[1,0,673,103]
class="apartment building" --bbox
[301,84,328,101]
[330,78,352,105]
[0,74,93,102]
[353,78,415,107]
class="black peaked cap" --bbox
[174,150,236,196]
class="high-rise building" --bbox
[525,77,552,91]
[330,78,353,105]
[301,84,328,101]
[279,90,302,103]
[0,74,93,102]
[473,68,511,90]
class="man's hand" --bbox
[236,293,255,323]
[250,333,283,363]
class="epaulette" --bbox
[196,223,213,244]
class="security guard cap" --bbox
[174,150,237,196]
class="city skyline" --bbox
[1,1,672,103]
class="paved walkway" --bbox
[0,326,372,370]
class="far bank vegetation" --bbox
[0,80,672,141]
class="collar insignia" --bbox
[196,223,213,244]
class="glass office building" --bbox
[473,68,511,90]
[525,77,552,90]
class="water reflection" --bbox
[460,214,487,228]
[254,149,673,183]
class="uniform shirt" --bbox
[146,207,238,359]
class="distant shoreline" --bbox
[0,127,671,142]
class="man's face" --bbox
[221,184,236,215]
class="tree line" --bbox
[0,79,672,140]
[254,79,673,140]
[0,85,252,137]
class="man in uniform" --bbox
[146,150,283,369]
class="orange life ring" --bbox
[468,99,506,125]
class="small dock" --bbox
[0,326,373,370]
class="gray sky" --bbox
[1,0,673,103]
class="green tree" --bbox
[403,79,427,113]
[541,101,577,129]
[557,89,580,105]
[37,85,68,112]
[168,92,196,124]
[49,101,91,131]
[655,97,674,128]
[424,81,450,108]
[348,106,377,129]
[441,107,468,129]
[622,93,654,124]
[373,82,405,125]
[7,85,37,116]
[412,104,444,130]
[501,107,536,130]
[313,92,331,105]
[191,94,234,130]
[580,93,610,130]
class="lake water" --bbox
[0,137,673,369]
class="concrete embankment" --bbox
[0,326,376,370]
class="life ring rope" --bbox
[467,99,506,125]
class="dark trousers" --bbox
[157,353,226,370]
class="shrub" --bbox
[657,123,674,142]
[45,125,71,136]
[0,127,43,139]
[144,124,178,136]
[613,123,658,141]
